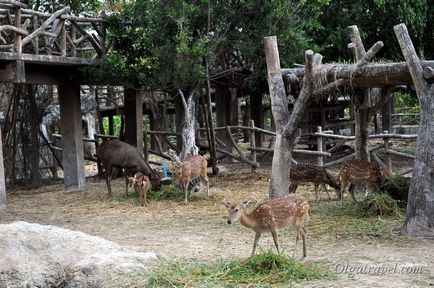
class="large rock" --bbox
[0,221,157,288]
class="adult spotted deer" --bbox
[339,158,389,207]
[225,194,310,258]
[173,154,209,203]
[289,163,340,200]
[128,173,152,207]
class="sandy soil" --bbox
[0,162,433,287]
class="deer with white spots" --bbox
[289,163,340,200]
[128,173,152,207]
[224,194,310,258]
[173,154,209,203]
[339,158,391,207]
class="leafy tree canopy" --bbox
[105,0,329,93]
[314,0,428,61]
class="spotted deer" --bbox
[173,154,209,203]
[128,173,152,207]
[289,163,340,200]
[224,194,310,258]
[339,158,389,207]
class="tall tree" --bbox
[394,24,434,236]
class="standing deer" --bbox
[288,163,340,200]
[128,173,152,207]
[339,158,389,207]
[173,154,209,203]
[96,139,160,197]
[225,194,310,258]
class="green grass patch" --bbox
[380,176,410,206]
[309,199,404,240]
[119,184,209,203]
[147,251,329,287]
[354,193,403,218]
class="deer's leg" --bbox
[106,165,113,197]
[270,227,280,254]
[293,225,301,258]
[314,183,319,201]
[288,183,298,194]
[124,171,129,198]
[340,179,348,207]
[184,180,189,203]
[252,232,262,257]
[349,184,357,201]
[322,183,331,200]
[301,226,307,258]
[143,187,148,207]
[204,173,209,197]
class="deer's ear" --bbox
[241,199,254,208]
[223,202,231,208]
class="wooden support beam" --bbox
[58,84,85,190]
[123,87,143,152]
[0,124,6,209]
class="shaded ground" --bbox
[0,155,433,287]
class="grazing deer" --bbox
[339,158,389,207]
[95,139,160,197]
[225,194,310,258]
[173,154,209,203]
[289,163,340,200]
[128,173,152,207]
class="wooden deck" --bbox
[0,1,106,83]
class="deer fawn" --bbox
[128,173,152,207]
[225,194,310,258]
[289,163,340,200]
[339,158,388,207]
[173,154,209,203]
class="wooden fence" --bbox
[49,121,417,177]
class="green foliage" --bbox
[27,0,101,15]
[394,92,420,112]
[148,251,328,287]
[103,0,328,96]
[354,193,403,217]
[380,176,410,206]
[147,184,208,202]
[102,115,122,136]
[314,0,429,61]
[105,0,208,90]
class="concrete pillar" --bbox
[59,84,85,190]
[124,88,143,152]
[0,125,6,209]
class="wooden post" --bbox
[143,130,149,162]
[14,6,22,53]
[0,125,6,209]
[58,84,85,190]
[316,126,324,166]
[249,120,257,172]
[71,25,77,57]
[383,130,392,175]
[60,20,67,56]
[32,15,39,55]
[94,133,102,175]
[123,88,143,152]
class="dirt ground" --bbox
[1,157,433,287]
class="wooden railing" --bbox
[0,1,106,60]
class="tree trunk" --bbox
[354,93,370,160]
[265,36,318,199]
[394,23,434,236]
[179,87,199,160]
